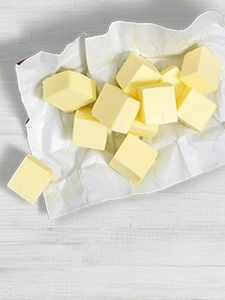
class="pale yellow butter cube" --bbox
[177,87,217,131]
[109,134,158,185]
[72,107,108,150]
[180,46,222,94]
[116,52,161,98]
[43,70,96,112]
[160,65,186,98]
[129,115,158,139]
[92,83,140,134]
[137,83,178,125]
[7,154,54,204]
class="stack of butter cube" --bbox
[7,46,222,205]
[42,46,221,185]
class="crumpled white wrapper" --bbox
[16,10,225,219]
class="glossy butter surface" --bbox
[43,70,96,112]
[180,46,222,94]
[7,154,54,204]
[109,134,158,185]
[92,83,140,134]
[129,116,158,138]
[73,107,108,150]
[116,52,161,98]
[137,83,178,125]
[177,87,217,131]
[160,65,186,99]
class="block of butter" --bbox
[7,154,54,204]
[160,65,186,99]
[177,87,217,131]
[92,83,140,134]
[137,82,178,125]
[116,52,161,98]
[180,46,222,94]
[43,70,96,112]
[73,107,108,150]
[129,115,158,139]
[109,134,158,185]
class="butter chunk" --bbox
[137,83,178,125]
[116,52,161,98]
[160,65,186,98]
[177,87,217,132]
[92,83,140,134]
[129,116,158,139]
[180,46,222,94]
[7,154,54,204]
[43,70,96,112]
[109,134,158,184]
[73,107,108,150]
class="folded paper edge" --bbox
[86,9,225,40]
[15,10,225,67]
[15,33,87,66]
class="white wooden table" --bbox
[1,1,225,299]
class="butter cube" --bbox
[160,65,186,98]
[129,116,158,139]
[177,87,217,131]
[73,107,108,150]
[43,70,96,112]
[7,154,54,204]
[92,83,140,134]
[116,52,161,98]
[109,134,158,184]
[137,83,178,125]
[180,46,222,94]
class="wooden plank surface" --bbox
[1,1,225,299]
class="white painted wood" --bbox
[1,1,225,299]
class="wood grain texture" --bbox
[1,1,225,299]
